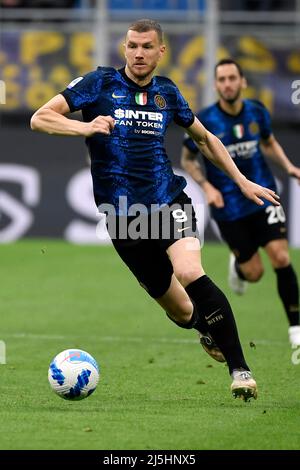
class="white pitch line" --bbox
[2,332,287,346]
[9,333,65,340]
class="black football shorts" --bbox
[106,191,199,298]
[216,205,287,263]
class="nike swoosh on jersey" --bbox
[177,226,191,233]
[112,92,126,98]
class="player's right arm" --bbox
[30,94,114,137]
[181,145,224,208]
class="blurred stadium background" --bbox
[1,0,300,246]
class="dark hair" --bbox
[215,59,244,77]
[127,19,163,44]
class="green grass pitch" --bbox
[0,240,300,450]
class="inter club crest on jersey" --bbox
[249,121,259,135]
[154,94,166,109]
[232,124,244,139]
[135,92,147,105]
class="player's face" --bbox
[124,30,165,83]
[215,64,245,103]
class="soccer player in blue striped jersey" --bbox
[31,21,280,401]
[182,58,300,348]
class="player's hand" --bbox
[239,179,280,206]
[202,181,224,208]
[84,115,115,136]
[288,165,300,184]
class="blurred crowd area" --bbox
[0,0,297,11]
[0,0,86,7]
[1,0,299,118]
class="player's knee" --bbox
[271,251,290,269]
[174,267,202,288]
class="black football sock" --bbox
[185,275,249,374]
[235,259,247,280]
[275,264,299,326]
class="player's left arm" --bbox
[186,116,280,207]
[260,134,300,184]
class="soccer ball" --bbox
[48,349,100,400]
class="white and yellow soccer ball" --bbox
[48,349,100,400]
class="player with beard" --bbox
[30,26,281,401]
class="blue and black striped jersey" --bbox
[62,67,194,215]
